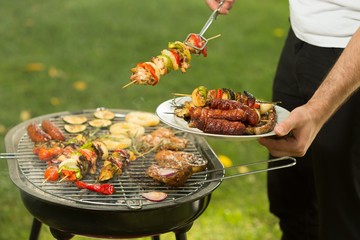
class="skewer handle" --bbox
[190,156,296,185]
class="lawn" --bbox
[0,0,289,239]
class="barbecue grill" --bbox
[5,109,225,240]
[4,109,295,240]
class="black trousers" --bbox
[267,28,360,240]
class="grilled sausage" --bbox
[41,120,65,141]
[207,99,259,125]
[244,107,277,135]
[189,107,247,122]
[27,123,51,143]
[189,117,246,135]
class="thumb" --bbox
[274,118,294,136]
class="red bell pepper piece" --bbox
[75,181,115,195]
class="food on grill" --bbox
[44,165,59,182]
[174,86,278,135]
[125,111,160,127]
[138,127,188,152]
[88,119,112,128]
[128,38,207,87]
[94,109,115,120]
[41,120,66,141]
[98,149,136,182]
[141,191,168,202]
[62,115,88,125]
[33,142,64,161]
[98,134,132,151]
[109,122,145,138]
[155,150,207,173]
[146,148,208,187]
[64,124,87,133]
[58,157,86,181]
[75,181,115,195]
[146,162,193,187]
[27,123,52,143]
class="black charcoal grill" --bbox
[5,109,225,240]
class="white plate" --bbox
[156,97,290,141]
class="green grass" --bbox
[0,0,289,239]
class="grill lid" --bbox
[5,109,224,211]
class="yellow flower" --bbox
[25,63,45,72]
[218,154,233,168]
[238,166,249,174]
[273,28,285,38]
[73,81,87,91]
[48,67,60,78]
[19,110,31,121]
[50,97,61,106]
[0,124,6,134]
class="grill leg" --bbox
[175,232,187,240]
[49,228,74,240]
[29,218,42,240]
[174,223,193,240]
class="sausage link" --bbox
[41,120,65,141]
[27,123,51,143]
[245,108,276,135]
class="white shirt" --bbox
[289,0,360,48]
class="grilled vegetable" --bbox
[184,33,207,57]
[44,165,59,181]
[75,181,114,195]
[141,191,168,202]
[58,157,86,181]
[128,37,207,87]
[98,149,136,182]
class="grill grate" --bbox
[11,110,219,209]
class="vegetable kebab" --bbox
[126,34,220,87]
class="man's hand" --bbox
[205,0,236,14]
[258,105,321,157]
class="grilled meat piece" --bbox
[146,164,192,187]
[138,127,188,151]
[155,150,208,173]
[146,148,196,187]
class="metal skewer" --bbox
[0,152,36,159]
[189,156,296,185]
[184,0,225,51]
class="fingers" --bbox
[258,135,306,157]
[205,0,236,14]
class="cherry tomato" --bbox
[44,166,59,181]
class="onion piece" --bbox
[141,191,168,202]
[157,168,176,177]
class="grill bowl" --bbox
[5,109,224,238]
